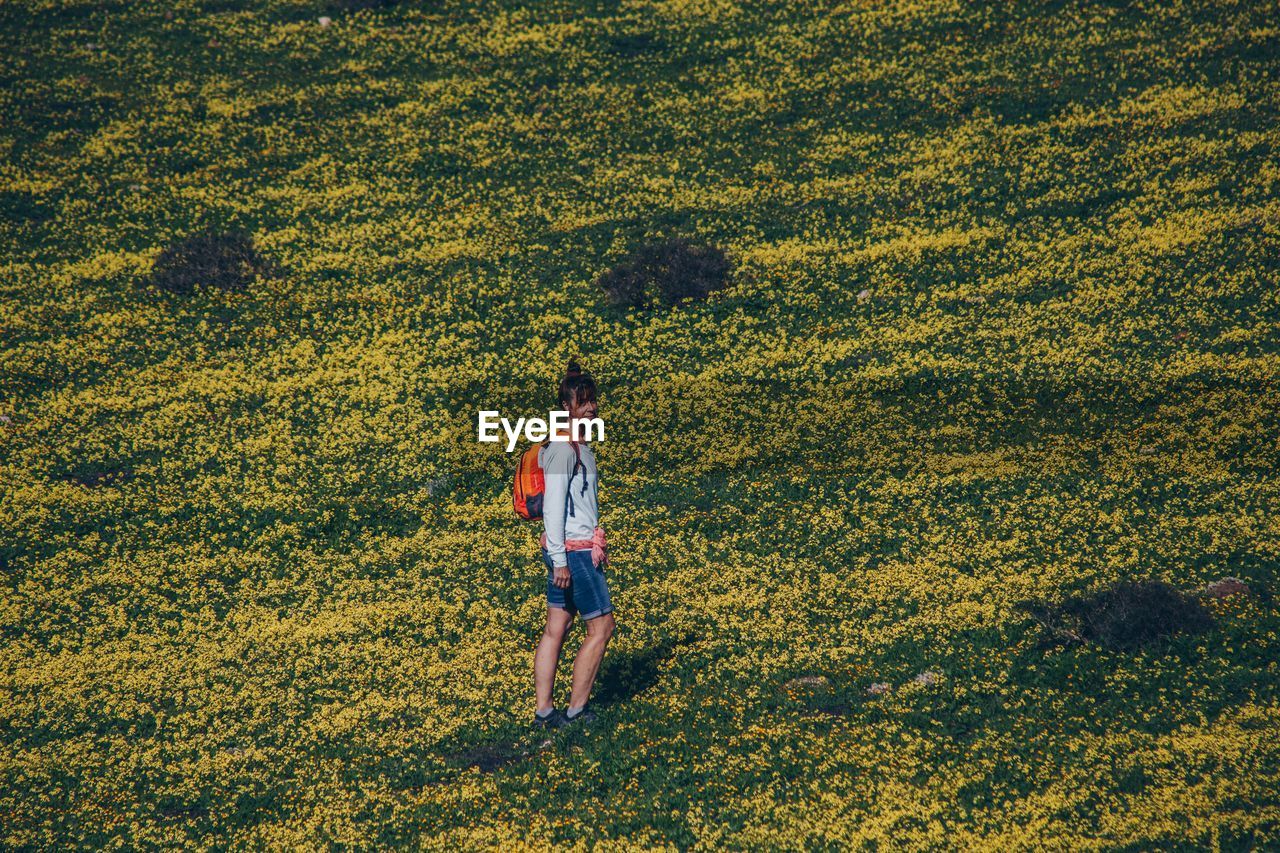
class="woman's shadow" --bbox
[592,633,693,706]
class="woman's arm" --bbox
[541,443,574,571]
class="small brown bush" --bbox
[1200,577,1249,599]
[443,742,528,773]
[597,236,731,309]
[146,230,278,295]
[1019,580,1213,651]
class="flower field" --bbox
[3,0,1279,846]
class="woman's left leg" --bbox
[535,606,574,712]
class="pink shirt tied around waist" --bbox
[541,526,609,569]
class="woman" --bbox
[533,360,615,728]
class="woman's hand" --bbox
[553,566,571,588]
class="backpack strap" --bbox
[566,441,585,518]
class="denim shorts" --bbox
[543,547,613,621]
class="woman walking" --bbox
[533,360,615,728]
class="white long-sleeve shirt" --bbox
[540,440,599,568]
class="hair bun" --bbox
[565,359,582,377]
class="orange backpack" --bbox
[513,441,583,521]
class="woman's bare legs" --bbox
[568,612,615,711]
[534,607,574,712]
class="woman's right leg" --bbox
[535,606,574,712]
[567,611,615,712]
[563,549,616,713]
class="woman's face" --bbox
[567,393,598,424]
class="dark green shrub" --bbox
[606,32,666,56]
[1019,580,1213,650]
[145,230,278,295]
[597,236,731,309]
[62,461,133,488]
[335,0,398,10]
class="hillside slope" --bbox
[2,0,1279,846]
